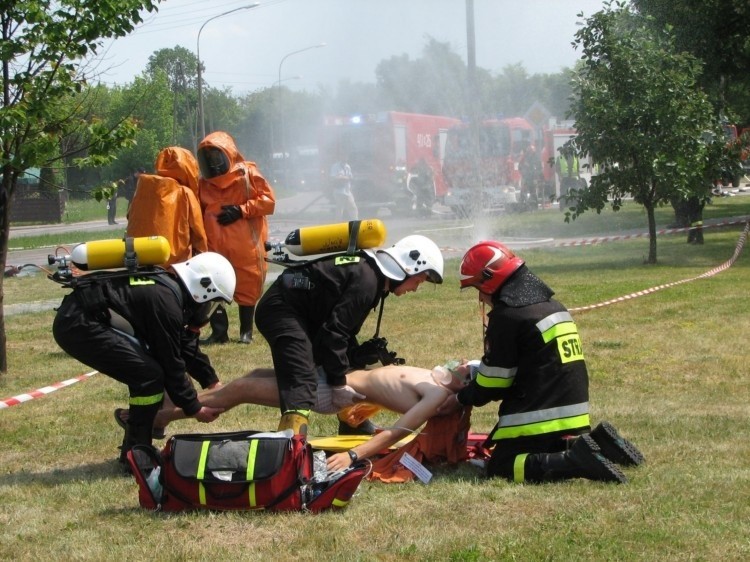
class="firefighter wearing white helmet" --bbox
[52,251,234,471]
[255,234,444,436]
[438,241,644,484]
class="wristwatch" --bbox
[347,450,359,463]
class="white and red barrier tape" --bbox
[0,370,97,409]
[554,217,750,247]
[569,220,749,313]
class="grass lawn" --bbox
[1,199,749,560]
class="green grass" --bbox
[61,197,120,223]
[1,204,750,560]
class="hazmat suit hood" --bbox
[155,146,199,195]
[197,131,246,190]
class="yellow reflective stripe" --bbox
[332,498,349,508]
[247,440,259,507]
[476,371,514,389]
[475,362,516,389]
[513,453,529,483]
[334,256,361,265]
[541,321,577,344]
[197,441,210,506]
[283,409,311,417]
[129,277,156,286]
[536,311,573,335]
[492,413,590,440]
[129,392,164,406]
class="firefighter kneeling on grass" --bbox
[438,241,645,483]
[52,252,235,470]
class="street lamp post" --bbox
[277,43,326,179]
[197,3,260,140]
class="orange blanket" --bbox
[368,408,473,483]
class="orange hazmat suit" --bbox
[198,132,275,306]
[126,146,207,267]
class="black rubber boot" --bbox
[238,305,255,344]
[199,304,229,345]
[118,414,156,474]
[337,417,378,436]
[524,434,627,483]
[589,421,645,466]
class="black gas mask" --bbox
[197,146,231,179]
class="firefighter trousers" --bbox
[52,294,165,436]
[254,283,318,415]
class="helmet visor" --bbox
[188,300,221,328]
[197,146,230,179]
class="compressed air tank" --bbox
[283,219,387,256]
[71,236,171,270]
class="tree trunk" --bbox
[646,203,657,264]
[0,175,11,374]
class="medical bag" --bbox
[127,429,368,513]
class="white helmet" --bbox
[365,235,444,284]
[171,252,236,304]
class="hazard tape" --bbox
[0,370,98,409]
[569,220,749,313]
[554,217,750,247]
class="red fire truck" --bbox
[318,111,461,215]
[442,117,536,216]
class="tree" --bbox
[566,1,718,264]
[146,46,200,149]
[632,0,750,122]
[0,0,161,373]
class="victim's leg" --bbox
[154,368,280,428]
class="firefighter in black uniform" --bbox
[438,241,644,483]
[52,252,235,468]
[255,235,444,436]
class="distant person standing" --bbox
[556,153,581,211]
[109,168,145,225]
[329,157,358,221]
[197,131,275,345]
[123,168,146,212]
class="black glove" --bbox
[217,205,243,226]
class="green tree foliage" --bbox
[146,46,199,149]
[0,0,161,373]
[632,0,750,122]
[567,1,718,264]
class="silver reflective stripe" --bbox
[498,401,589,427]
[536,311,574,334]
[478,361,517,381]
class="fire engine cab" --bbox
[318,111,460,216]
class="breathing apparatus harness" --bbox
[265,220,404,367]
[48,237,182,334]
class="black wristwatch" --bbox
[347,450,359,463]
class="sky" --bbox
[97,0,607,95]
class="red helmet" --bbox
[459,241,524,294]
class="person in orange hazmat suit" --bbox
[197,131,275,345]
[126,146,208,267]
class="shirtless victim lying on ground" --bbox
[138,364,472,472]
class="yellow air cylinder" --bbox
[71,236,171,270]
[283,219,387,256]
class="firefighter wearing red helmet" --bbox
[439,241,644,483]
